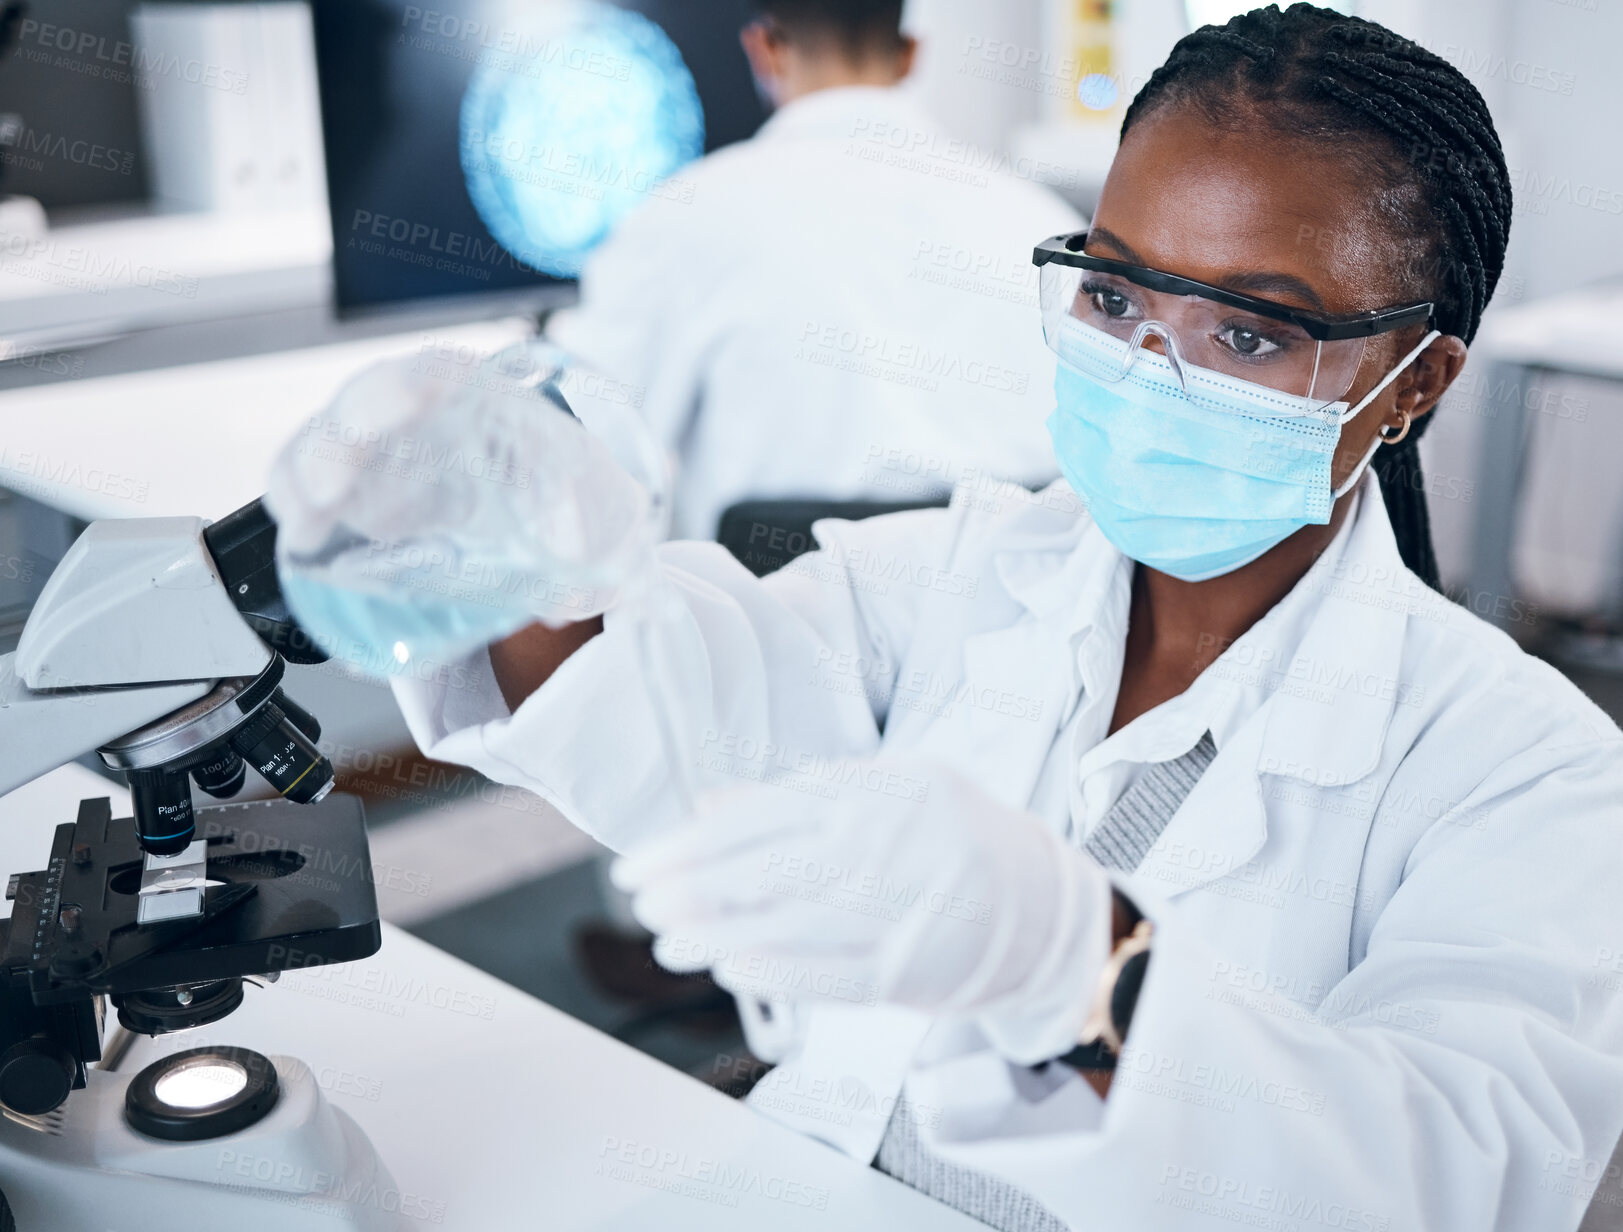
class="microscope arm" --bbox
[15,515,271,690]
[0,655,211,797]
[0,509,286,799]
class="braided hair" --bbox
[1121,3,1513,589]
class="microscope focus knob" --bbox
[0,1038,76,1115]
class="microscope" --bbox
[0,498,401,1230]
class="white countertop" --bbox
[0,316,534,522]
[0,209,333,347]
[0,765,978,1230]
[1473,282,1623,378]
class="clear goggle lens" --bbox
[1039,264,1369,415]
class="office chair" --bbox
[715,495,951,577]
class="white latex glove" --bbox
[612,756,1116,1064]
[263,341,665,673]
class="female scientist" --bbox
[386,5,1623,1227]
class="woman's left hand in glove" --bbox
[611,755,1116,1062]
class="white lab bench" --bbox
[0,315,538,522]
[0,305,979,1227]
[0,209,333,358]
[0,764,979,1231]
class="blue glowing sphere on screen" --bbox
[459,2,705,278]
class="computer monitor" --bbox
[310,0,766,313]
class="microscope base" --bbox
[0,1054,407,1231]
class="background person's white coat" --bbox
[394,473,1623,1229]
[545,84,1082,540]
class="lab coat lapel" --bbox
[949,523,1117,807]
[1126,712,1270,898]
[953,610,1076,808]
[1129,485,1414,898]
[891,511,1101,812]
[1257,490,1411,791]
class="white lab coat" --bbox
[545,85,1083,540]
[393,474,1623,1230]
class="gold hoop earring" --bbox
[1378,411,1412,445]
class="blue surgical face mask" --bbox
[1045,317,1441,581]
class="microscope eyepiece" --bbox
[203,497,329,665]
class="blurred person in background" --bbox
[545,0,1082,541]
[552,0,1080,1007]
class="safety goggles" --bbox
[1032,231,1434,416]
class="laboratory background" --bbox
[0,0,1620,1227]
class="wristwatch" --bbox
[1058,891,1153,1071]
